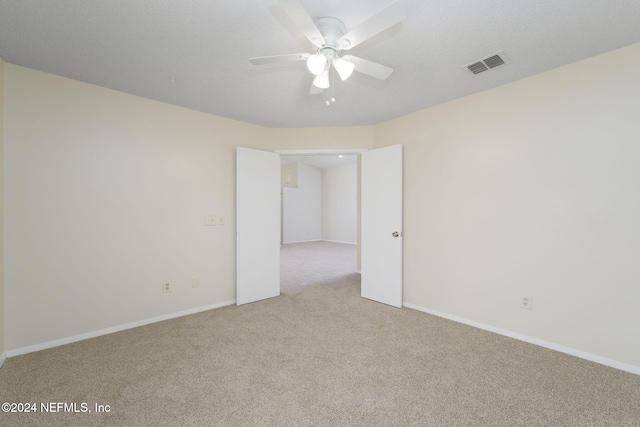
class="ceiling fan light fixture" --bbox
[307,53,327,75]
[333,57,355,81]
[313,68,330,89]
[249,0,407,97]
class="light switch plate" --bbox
[204,215,217,226]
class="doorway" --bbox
[279,154,359,292]
[236,145,403,307]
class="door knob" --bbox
[392,231,399,237]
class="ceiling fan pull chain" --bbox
[331,70,336,104]
[326,69,337,106]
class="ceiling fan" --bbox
[249,0,407,94]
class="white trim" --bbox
[403,302,640,376]
[321,240,357,245]
[276,149,367,156]
[282,239,356,245]
[0,352,7,369]
[6,300,236,358]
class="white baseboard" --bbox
[6,300,236,358]
[282,239,322,244]
[403,302,640,376]
[282,239,357,245]
[0,352,7,369]
[321,240,357,245]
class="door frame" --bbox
[276,149,368,156]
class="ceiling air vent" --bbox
[466,61,488,75]
[463,51,509,76]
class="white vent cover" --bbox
[463,51,509,76]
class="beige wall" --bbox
[0,57,5,361]
[4,42,640,372]
[374,42,640,368]
[266,126,372,151]
[3,64,373,352]
[3,64,269,350]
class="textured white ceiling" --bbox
[1,0,640,128]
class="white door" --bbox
[236,147,281,305]
[361,144,403,307]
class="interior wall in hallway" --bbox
[322,163,357,244]
[282,162,322,243]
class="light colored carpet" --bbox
[280,241,357,293]
[1,241,639,426]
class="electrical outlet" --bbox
[521,296,533,310]
[191,278,200,288]
[163,282,172,293]
[204,215,217,226]
[218,215,225,226]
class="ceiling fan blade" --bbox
[310,84,325,95]
[277,0,325,48]
[249,53,310,65]
[338,1,406,50]
[342,55,394,80]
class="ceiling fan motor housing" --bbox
[310,18,356,83]
[314,17,351,52]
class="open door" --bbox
[361,144,403,307]
[236,147,281,305]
